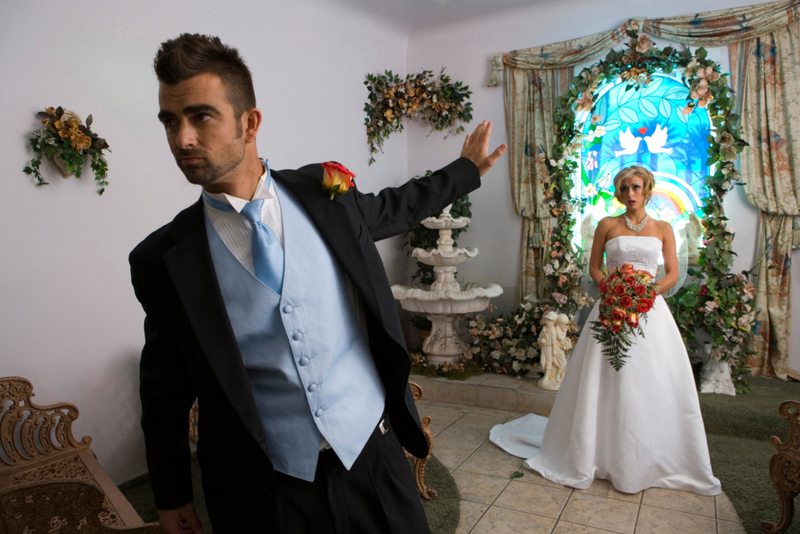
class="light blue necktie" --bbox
[239,198,284,293]
[202,165,284,293]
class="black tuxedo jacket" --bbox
[129,157,480,532]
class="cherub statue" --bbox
[538,312,572,391]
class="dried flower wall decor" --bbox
[364,69,473,164]
[23,107,111,195]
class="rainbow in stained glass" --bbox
[575,73,711,225]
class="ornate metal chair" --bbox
[0,376,161,532]
[187,380,438,500]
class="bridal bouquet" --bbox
[591,263,658,371]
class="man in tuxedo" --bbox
[130,33,506,534]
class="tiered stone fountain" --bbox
[392,205,502,364]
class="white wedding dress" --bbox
[491,236,721,496]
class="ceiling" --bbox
[328,0,548,32]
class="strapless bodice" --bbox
[605,236,662,276]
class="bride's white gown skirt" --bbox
[494,295,721,496]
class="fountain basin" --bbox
[392,282,503,315]
[412,247,478,267]
[420,214,469,230]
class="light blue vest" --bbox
[204,180,385,481]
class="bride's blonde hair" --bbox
[613,166,655,204]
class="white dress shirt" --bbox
[202,165,282,278]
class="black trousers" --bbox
[273,418,430,534]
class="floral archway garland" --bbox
[540,26,755,388]
[364,69,473,165]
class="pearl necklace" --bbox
[624,213,648,232]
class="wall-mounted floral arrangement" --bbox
[364,69,472,164]
[23,107,110,195]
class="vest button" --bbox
[293,332,302,341]
[315,409,323,418]
[283,305,293,313]
[308,383,317,392]
[299,357,309,366]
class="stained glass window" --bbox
[573,73,712,250]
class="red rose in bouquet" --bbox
[636,298,654,314]
[591,263,659,371]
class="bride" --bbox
[491,165,721,496]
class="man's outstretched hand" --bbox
[159,503,203,534]
[460,121,507,177]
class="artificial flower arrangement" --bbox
[591,263,659,371]
[668,267,756,392]
[23,107,110,195]
[468,297,550,378]
[364,69,473,164]
[321,161,355,199]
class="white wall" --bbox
[0,0,410,484]
[406,0,799,368]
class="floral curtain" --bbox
[493,0,800,376]
[643,0,800,46]
[505,68,573,301]
[727,20,800,379]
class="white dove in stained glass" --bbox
[644,124,673,155]
[614,127,643,157]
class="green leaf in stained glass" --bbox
[662,85,688,100]
[639,98,659,119]
[659,99,672,118]
[640,76,664,97]
[618,108,639,124]
[617,84,637,106]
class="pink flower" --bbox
[636,34,654,53]
[690,78,709,99]
[552,292,568,305]
[576,90,594,112]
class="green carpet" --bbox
[119,454,459,534]
[699,376,800,534]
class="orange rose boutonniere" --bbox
[321,161,355,200]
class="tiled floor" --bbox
[415,398,745,534]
